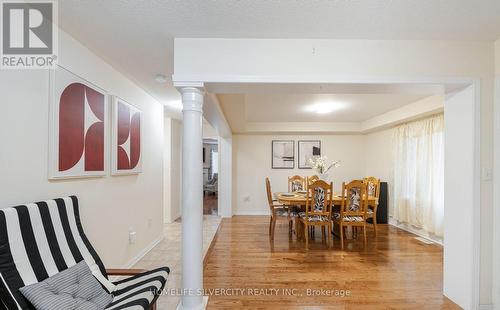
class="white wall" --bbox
[0,30,164,269]
[164,117,182,223]
[203,119,218,138]
[496,40,500,76]
[364,128,394,186]
[443,85,478,308]
[232,134,366,215]
[233,129,395,216]
[175,38,494,305]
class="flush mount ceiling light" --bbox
[305,101,346,114]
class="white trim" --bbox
[218,137,233,218]
[493,77,500,310]
[480,304,493,310]
[173,74,476,87]
[175,73,481,308]
[472,80,482,310]
[388,218,443,246]
[125,235,163,268]
[109,234,164,281]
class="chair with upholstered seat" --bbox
[266,178,296,240]
[298,180,333,248]
[363,176,381,236]
[333,180,369,249]
[288,175,306,192]
[0,196,168,310]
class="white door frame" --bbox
[180,75,481,309]
[217,136,233,218]
[493,77,500,310]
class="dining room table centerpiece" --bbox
[308,156,341,181]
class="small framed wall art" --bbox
[272,140,295,169]
[111,96,142,175]
[298,140,321,169]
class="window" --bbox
[211,150,219,177]
[392,114,444,237]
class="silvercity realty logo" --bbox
[1,0,57,69]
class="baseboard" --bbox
[164,214,181,224]
[479,304,493,310]
[107,234,163,281]
[203,219,222,267]
[388,218,443,246]
[234,210,269,216]
[125,234,164,268]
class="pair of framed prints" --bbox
[48,66,142,179]
[272,140,321,169]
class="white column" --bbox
[179,87,205,309]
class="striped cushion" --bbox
[106,267,169,310]
[299,212,329,222]
[332,212,364,222]
[19,261,113,310]
[274,208,298,217]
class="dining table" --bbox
[275,191,378,206]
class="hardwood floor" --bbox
[204,194,218,215]
[204,216,459,309]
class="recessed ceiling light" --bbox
[305,101,346,114]
[155,74,168,83]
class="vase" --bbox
[318,173,329,181]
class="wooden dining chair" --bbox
[304,175,320,238]
[266,177,294,240]
[307,175,320,187]
[298,180,333,248]
[333,180,369,249]
[288,175,306,192]
[363,176,381,236]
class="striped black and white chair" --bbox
[298,180,333,248]
[333,180,369,249]
[0,196,169,310]
[363,176,381,236]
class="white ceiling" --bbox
[241,93,429,122]
[59,1,500,107]
[218,90,438,133]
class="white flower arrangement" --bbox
[308,156,341,174]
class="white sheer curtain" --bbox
[392,114,444,237]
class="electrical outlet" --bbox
[147,218,153,228]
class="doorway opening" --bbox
[203,138,219,215]
[203,80,479,309]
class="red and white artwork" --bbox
[111,97,142,175]
[49,66,108,179]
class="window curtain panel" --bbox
[392,114,444,237]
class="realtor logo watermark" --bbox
[1,0,57,69]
